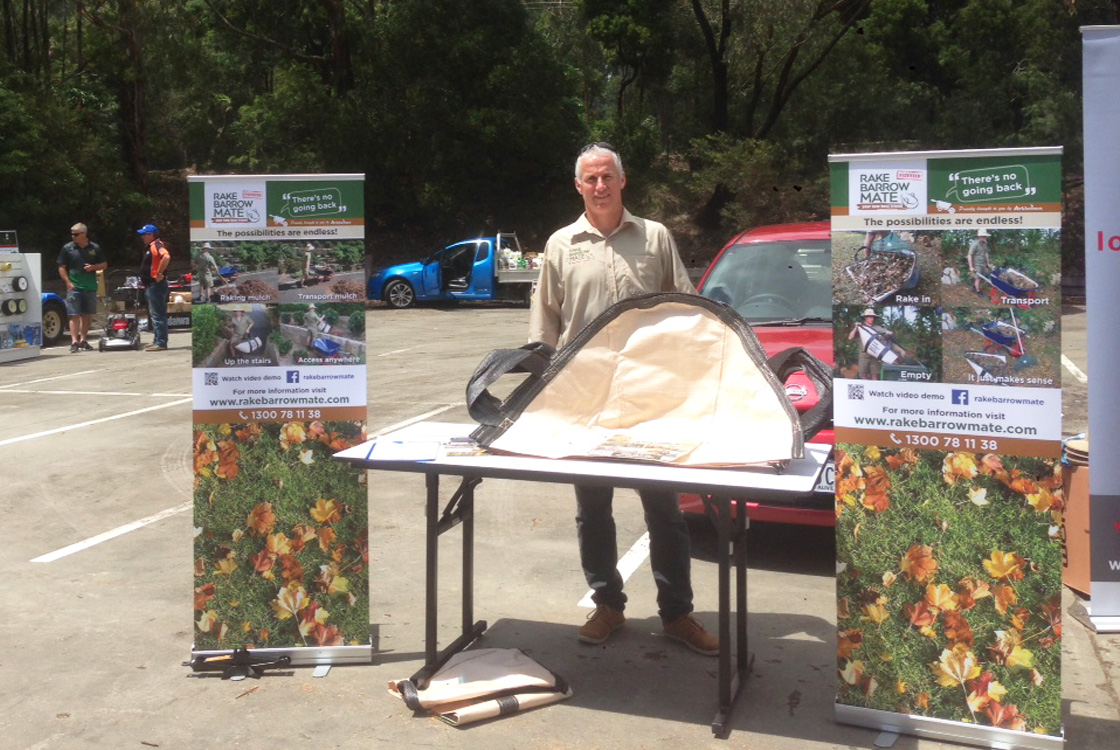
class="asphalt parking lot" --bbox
[0,303,1115,750]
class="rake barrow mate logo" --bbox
[858,171,922,211]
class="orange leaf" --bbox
[956,576,991,611]
[984,702,1027,731]
[266,532,293,556]
[930,644,982,687]
[904,602,936,628]
[862,602,890,625]
[1041,595,1062,640]
[838,629,863,659]
[312,624,344,647]
[925,583,958,612]
[280,421,307,449]
[250,549,274,574]
[861,492,891,513]
[943,612,975,647]
[993,584,1018,615]
[310,498,342,525]
[318,526,337,552]
[983,550,1025,582]
[246,503,277,536]
[269,581,309,620]
[279,554,304,582]
[864,465,891,494]
[900,544,939,584]
[979,453,1005,477]
[942,452,979,485]
[194,583,216,611]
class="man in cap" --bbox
[303,303,327,346]
[847,307,892,380]
[57,222,107,352]
[302,243,315,287]
[967,229,992,296]
[137,223,171,351]
[195,242,223,303]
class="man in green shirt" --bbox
[56,223,107,353]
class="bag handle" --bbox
[767,347,833,440]
[465,341,556,428]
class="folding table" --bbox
[336,421,829,737]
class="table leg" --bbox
[703,493,752,738]
[410,473,488,689]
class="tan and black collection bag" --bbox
[466,293,830,468]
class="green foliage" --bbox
[0,0,1105,273]
[191,304,224,362]
[273,331,292,356]
[347,312,365,335]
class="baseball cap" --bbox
[137,223,159,235]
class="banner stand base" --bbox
[1069,598,1120,633]
[836,703,1064,750]
[188,644,373,672]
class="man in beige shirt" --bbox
[529,142,717,656]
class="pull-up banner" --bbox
[830,148,1063,749]
[1082,25,1120,633]
[188,174,370,667]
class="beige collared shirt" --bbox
[529,208,696,347]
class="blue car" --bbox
[40,292,68,347]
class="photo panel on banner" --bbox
[829,149,1064,750]
[188,175,370,666]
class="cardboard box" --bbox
[1062,462,1091,596]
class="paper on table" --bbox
[368,439,441,461]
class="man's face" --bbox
[575,151,625,219]
[140,232,154,243]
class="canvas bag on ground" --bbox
[388,648,572,726]
[466,292,831,467]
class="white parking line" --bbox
[1061,354,1088,384]
[579,532,651,608]
[376,347,418,357]
[31,501,191,563]
[0,397,192,448]
[374,404,458,436]
[0,369,103,388]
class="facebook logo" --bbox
[286,370,300,384]
[951,389,969,405]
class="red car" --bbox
[679,221,836,527]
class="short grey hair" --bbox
[70,222,88,234]
[575,145,625,180]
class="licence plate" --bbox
[814,459,836,494]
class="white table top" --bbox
[335,422,831,499]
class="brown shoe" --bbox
[662,614,720,656]
[579,606,625,645]
[144,343,167,351]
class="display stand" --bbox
[0,245,43,364]
[336,421,829,737]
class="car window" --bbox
[700,240,832,322]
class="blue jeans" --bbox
[145,280,169,346]
[575,485,693,624]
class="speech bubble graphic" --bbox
[942,164,1037,203]
[280,188,346,218]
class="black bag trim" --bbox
[467,292,830,454]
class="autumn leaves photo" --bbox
[192,420,368,650]
[835,444,1062,734]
